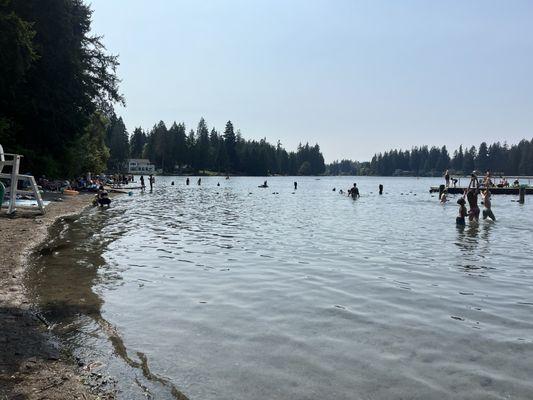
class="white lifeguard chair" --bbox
[0,144,45,214]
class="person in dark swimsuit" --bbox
[466,189,480,222]
[456,198,467,225]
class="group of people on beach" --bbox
[455,172,496,225]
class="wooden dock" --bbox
[429,186,533,195]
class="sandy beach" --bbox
[0,194,111,400]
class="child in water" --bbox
[466,189,480,222]
[456,198,467,225]
[481,189,496,221]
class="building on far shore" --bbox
[127,159,155,174]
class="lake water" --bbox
[28,176,533,399]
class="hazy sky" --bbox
[90,0,533,161]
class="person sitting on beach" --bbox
[456,198,467,226]
[348,183,360,199]
[94,185,111,207]
[481,189,496,221]
[466,189,480,222]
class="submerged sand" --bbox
[0,195,111,399]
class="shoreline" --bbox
[0,194,108,399]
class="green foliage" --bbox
[67,112,110,176]
[105,115,129,172]
[331,139,533,176]
[0,0,122,177]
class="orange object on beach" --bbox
[63,189,79,196]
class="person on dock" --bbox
[348,183,360,199]
[140,175,145,192]
[149,174,155,192]
[456,198,467,226]
[444,170,450,187]
[481,189,496,221]
[466,189,480,222]
[186,177,190,185]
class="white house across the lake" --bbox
[128,159,155,174]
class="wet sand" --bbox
[0,194,112,400]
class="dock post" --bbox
[519,186,526,204]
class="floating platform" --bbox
[429,186,533,195]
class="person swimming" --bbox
[481,189,496,221]
[440,190,448,203]
[456,198,467,225]
[259,180,268,188]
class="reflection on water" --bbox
[28,177,533,399]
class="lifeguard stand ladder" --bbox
[0,144,45,215]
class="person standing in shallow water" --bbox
[294,181,297,190]
[197,178,201,185]
[140,175,145,192]
[348,183,360,199]
[149,174,155,192]
[466,189,480,222]
[379,184,383,195]
[186,177,190,185]
[482,189,496,221]
[456,198,467,226]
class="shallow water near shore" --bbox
[27,176,533,399]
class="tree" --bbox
[106,115,129,172]
[223,120,237,171]
[130,127,147,158]
[0,0,123,177]
[68,112,109,176]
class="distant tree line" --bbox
[106,117,326,176]
[326,140,533,176]
[0,0,122,178]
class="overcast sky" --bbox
[90,0,533,162]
